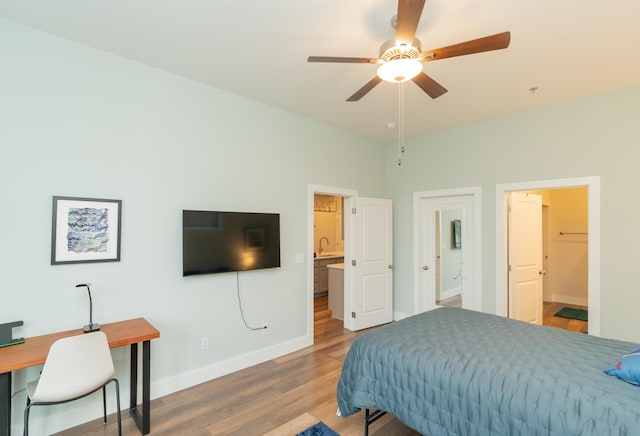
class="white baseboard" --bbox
[551,294,588,307]
[152,334,312,398]
[16,334,313,435]
[439,286,461,301]
[394,310,411,321]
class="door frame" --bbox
[413,187,482,313]
[495,176,600,336]
[308,184,358,338]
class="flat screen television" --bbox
[182,210,281,276]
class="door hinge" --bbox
[508,264,512,273]
[351,311,356,319]
[507,204,512,213]
[352,259,356,266]
[352,207,356,214]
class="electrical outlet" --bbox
[261,323,268,335]
[201,337,209,350]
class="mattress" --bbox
[337,307,640,435]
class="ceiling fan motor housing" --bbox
[379,38,422,61]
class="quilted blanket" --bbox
[337,307,640,435]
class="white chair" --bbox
[24,331,121,435]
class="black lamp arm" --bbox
[76,283,99,332]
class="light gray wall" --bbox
[385,83,640,342]
[3,12,640,434]
[0,18,386,433]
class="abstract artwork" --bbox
[51,196,122,264]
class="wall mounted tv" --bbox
[182,210,281,276]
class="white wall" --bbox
[0,18,386,434]
[386,83,640,342]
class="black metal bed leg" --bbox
[364,409,369,436]
[364,408,387,436]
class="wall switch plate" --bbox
[295,253,304,263]
[201,337,209,350]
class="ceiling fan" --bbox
[308,0,511,101]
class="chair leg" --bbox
[23,402,31,436]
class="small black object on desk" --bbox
[0,321,24,348]
[76,283,100,333]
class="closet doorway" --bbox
[496,176,600,336]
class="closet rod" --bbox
[559,232,588,235]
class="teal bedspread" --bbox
[337,307,640,435]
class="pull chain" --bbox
[397,81,405,166]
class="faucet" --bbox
[319,236,329,255]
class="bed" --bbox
[337,307,640,435]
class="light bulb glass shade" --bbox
[377,59,423,83]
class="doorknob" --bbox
[422,266,429,270]
[539,270,547,276]
[388,265,394,269]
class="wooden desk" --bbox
[0,318,160,436]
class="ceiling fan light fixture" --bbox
[377,58,423,83]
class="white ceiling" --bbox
[1,0,639,143]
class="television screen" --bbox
[182,210,281,276]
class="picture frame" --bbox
[51,196,122,265]
[452,219,461,249]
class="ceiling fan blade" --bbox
[420,31,511,62]
[347,76,383,101]
[396,0,426,44]
[308,56,380,64]
[412,72,447,99]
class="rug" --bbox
[554,307,588,321]
[296,421,340,436]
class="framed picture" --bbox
[51,196,122,265]
[452,219,461,249]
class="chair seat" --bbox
[24,331,121,435]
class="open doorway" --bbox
[308,185,394,336]
[307,185,356,339]
[413,187,482,314]
[313,194,345,321]
[496,176,600,336]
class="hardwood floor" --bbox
[543,301,588,333]
[56,299,586,435]
[56,299,417,436]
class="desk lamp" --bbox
[76,283,100,333]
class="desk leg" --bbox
[0,372,10,436]
[129,341,151,435]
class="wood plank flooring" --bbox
[55,301,417,436]
[543,301,588,333]
[56,298,587,435]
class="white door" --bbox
[419,195,474,312]
[508,192,543,324]
[352,197,393,330]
